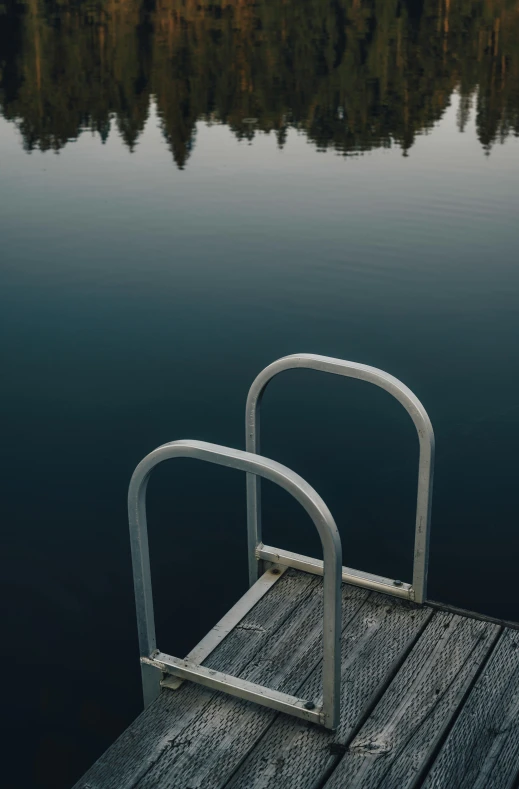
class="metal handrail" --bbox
[245,353,435,604]
[128,439,343,729]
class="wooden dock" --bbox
[74,567,519,789]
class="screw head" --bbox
[304,701,316,710]
[393,579,403,587]
[271,568,281,575]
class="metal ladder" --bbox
[246,354,435,603]
[128,354,435,731]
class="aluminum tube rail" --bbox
[245,353,434,603]
[128,439,343,729]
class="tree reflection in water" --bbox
[1,0,518,167]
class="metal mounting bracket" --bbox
[245,353,435,604]
[129,439,343,730]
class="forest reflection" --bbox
[1,0,518,168]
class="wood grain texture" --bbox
[134,582,370,788]
[322,612,501,789]
[73,568,318,789]
[74,570,515,789]
[422,627,519,789]
[226,594,432,789]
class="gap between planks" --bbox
[73,571,519,789]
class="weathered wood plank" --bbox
[138,593,431,788]
[226,594,432,789]
[73,568,319,789]
[74,570,514,789]
[422,627,519,789]
[133,582,371,788]
[321,612,501,789]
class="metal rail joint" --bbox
[246,353,435,604]
[128,353,434,733]
[129,439,343,730]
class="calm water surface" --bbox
[1,1,519,786]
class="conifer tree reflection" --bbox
[0,0,517,165]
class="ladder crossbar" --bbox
[144,651,324,726]
[257,544,413,600]
[245,353,435,604]
[128,439,343,730]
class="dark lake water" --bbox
[1,0,519,786]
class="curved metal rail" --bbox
[129,439,343,730]
[245,353,435,604]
